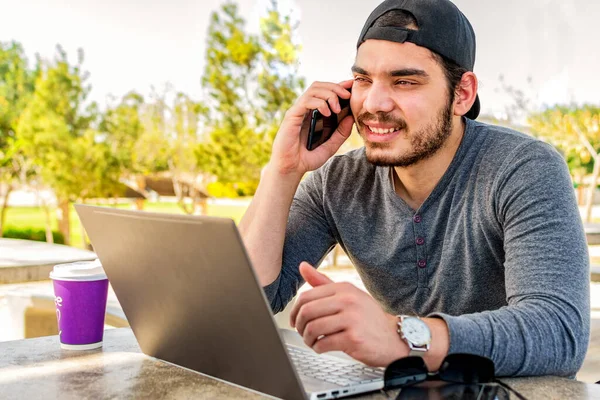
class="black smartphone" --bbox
[397,382,510,400]
[305,93,352,151]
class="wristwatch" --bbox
[396,315,431,357]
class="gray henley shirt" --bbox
[263,118,590,377]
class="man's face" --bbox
[350,39,455,167]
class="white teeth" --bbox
[369,127,398,134]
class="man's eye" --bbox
[354,76,369,82]
[396,80,414,86]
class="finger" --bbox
[299,97,330,117]
[284,102,323,123]
[290,285,336,328]
[312,332,344,354]
[295,295,343,336]
[309,81,352,99]
[303,88,344,114]
[303,314,346,348]
[336,79,354,94]
[299,261,333,287]
[318,102,332,117]
[311,330,348,354]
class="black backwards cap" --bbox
[357,0,480,120]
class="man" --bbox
[239,0,590,377]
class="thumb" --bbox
[313,115,354,157]
[330,115,355,145]
[299,261,333,287]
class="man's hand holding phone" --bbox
[240,80,353,288]
[306,87,352,151]
[270,80,354,179]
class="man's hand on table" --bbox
[289,262,408,367]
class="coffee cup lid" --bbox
[50,259,107,281]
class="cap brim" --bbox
[465,94,480,120]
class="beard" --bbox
[357,98,454,167]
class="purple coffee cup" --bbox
[50,260,109,350]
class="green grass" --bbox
[3,201,249,249]
[6,201,599,250]
[3,206,58,230]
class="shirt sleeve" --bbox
[263,166,338,313]
[430,140,590,377]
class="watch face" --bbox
[402,318,431,346]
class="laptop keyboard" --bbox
[286,345,383,387]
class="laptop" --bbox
[75,204,384,400]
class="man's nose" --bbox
[363,84,395,115]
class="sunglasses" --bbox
[382,353,528,400]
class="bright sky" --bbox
[1,0,599,118]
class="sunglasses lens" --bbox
[439,354,495,383]
[384,357,428,389]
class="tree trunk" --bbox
[584,159,600,223]
[42,204,54,244]
[332,244,339,267]
[194,197,207,215]
[178,198,194,214]
[174,179,194,215]
[0,184,13,237]
[578,181,585,206]
[135,198,145,210]
[35,189,54,244]
[79,199,88,249]
[136,175,146,192]
[58,199,71,245]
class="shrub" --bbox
[3,227,65,244]
[207,182,241,198]
[207,181,258,198]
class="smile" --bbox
[367,126,400,135]
[364,125,404,143]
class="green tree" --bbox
[136,87,172,176]
[170,91,210,213]
[100,91,146,178]
[529,105,600,222]
[16,45,117,244]
[196,0,305,196]
[132,86,209,214]
[0,41,38,236]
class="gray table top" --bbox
[0,238,96,269]
[0,238,97,283]
[1,328,599,400]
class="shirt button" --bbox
[416,237,425,245]
[418,259,427,268]
[413,215,422,223]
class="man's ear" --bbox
[453,72,478,117]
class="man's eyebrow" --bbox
[390,68,429,78]
[351,65,369,75]
[351,65,429,78]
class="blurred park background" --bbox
[1,0,600,247]
[1,0,600,249]
[1,0,600,382]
